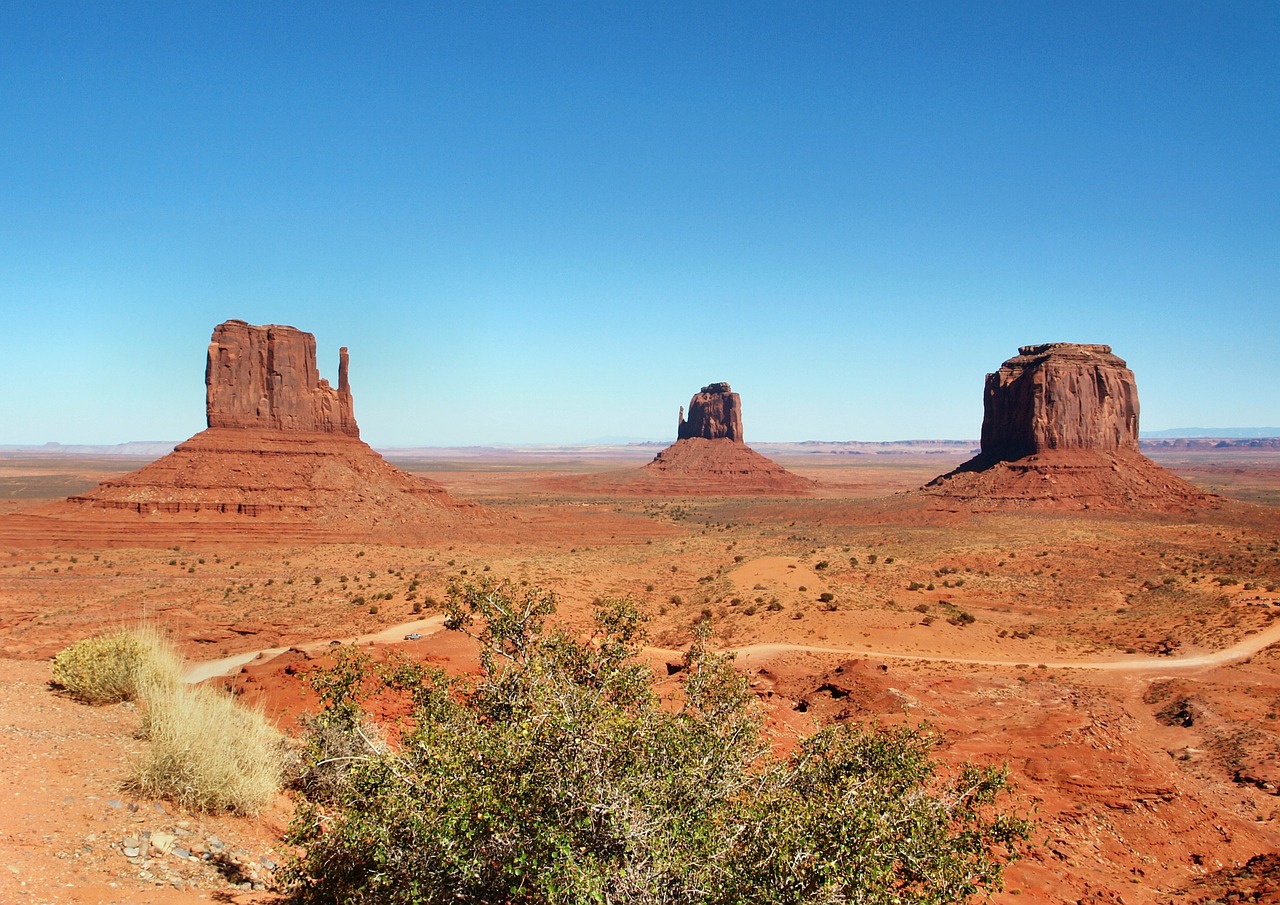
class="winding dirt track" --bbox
[185,614,1280,683]
[727,618,1280,673]
[183,615,450,683]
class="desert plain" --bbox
[2,440,1280,904]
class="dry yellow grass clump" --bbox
[52,626,284,814]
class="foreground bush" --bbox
[53,627,284,814]
[285,579,1030,904]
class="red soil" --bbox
[2,448,1279,903]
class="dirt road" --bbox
[185,614,1280,682]
[727,617,1280,672]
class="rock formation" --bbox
[678,383,744,442]
[979,343,1138,463]
[923,343,1214,511]
[543,381,812,496]
[62,320,477,538]
[206,320,358,436]
[636,437,814,495]
[584,382,813,495]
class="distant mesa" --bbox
[922,343,1215,511]
[635,382,814,495]
[56,319,477,536]
[540,381,812,496]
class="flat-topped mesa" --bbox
[919,340,1214,512]
[205,320,358,437]
[677,382,744,443]
[980,343,1139,462]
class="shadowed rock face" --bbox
[980,343,1139,462]
[206,320,358,436]
[677,382,743,443]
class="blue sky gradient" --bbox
[2,2,1276,445]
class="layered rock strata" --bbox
[637,438,816,495]
[923,343,1213,511]
[67,429,455,519]
[979,343,1138,462]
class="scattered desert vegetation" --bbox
[8,446,1280,902]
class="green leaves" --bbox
[286,579,1030,904]
[723,723,1030,904]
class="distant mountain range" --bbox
[2,430,1277,456]
[0,441,180,456]
[1140,428,1280,439]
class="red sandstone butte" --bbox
[543,381,812,496]
[923,343,1213,511]
[57,320,476,536]
[678,382,744,442]
[635,382,812,495]
[206,319,358,436]
[980,343,1138,462]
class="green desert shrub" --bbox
[285,579,1030,904]
[291,643,393,804]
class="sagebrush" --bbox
[285,578,1030,904]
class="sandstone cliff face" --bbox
[980,343,1139,462]
[678,382,744,443]
[206,320,358,436]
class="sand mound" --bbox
[919,449,1217,512]
[552,438,815,496]
[65,428,472,523]
[0,428,484,548]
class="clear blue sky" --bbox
[2,1,1276,445]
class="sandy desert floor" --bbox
[2,445,1279,903]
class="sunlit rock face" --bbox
[920,342,1213,512]
[65,319,477,529]
[205,319,358,437]
[979,343,1139,462]
[677,382,744,443]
